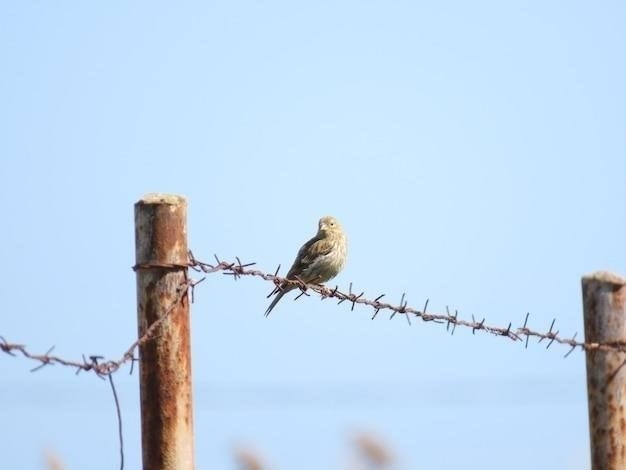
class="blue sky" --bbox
[1,2,625,469]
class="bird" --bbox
[265,216,347,316]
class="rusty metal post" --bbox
[583,271,626,470]
[134,194,194,470]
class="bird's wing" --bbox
[285,235,333,279]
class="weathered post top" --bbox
[135,193,188,264]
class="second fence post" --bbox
[134,194,194,470]
[582,271,626,470]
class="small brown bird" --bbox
[265,216,347,316]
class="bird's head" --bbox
[318,216,342,235]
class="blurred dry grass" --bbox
[234,444,267,470]
[232,431,396,470]
[41,431,395,469]
[353,432,394,468]
[44,450,64,470]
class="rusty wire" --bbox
[2,251,626,376]
[0,277,195,376]
[188,252,626,357]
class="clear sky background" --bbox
[1,2,625,469]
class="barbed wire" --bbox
[0,277,193,376]
[189,253,626,357]
[2,250,623,469]
[2,251,625,378]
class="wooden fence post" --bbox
[582,271,626,470]
[134,194,194,470]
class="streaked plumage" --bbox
[265,216,347,316]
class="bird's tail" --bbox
[264,286,291,317]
